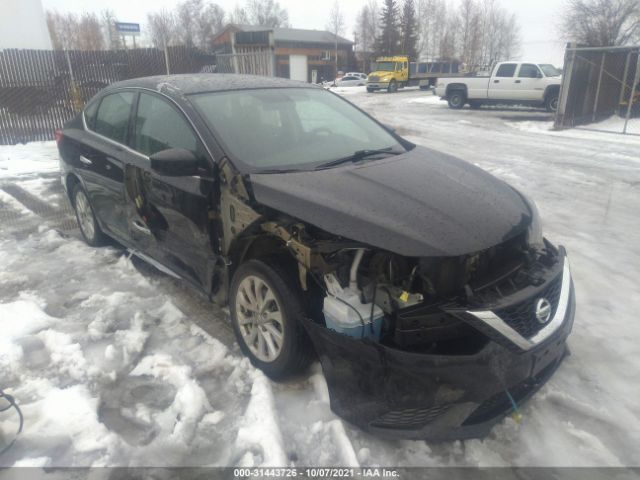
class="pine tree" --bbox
[400,0,419,59]
[375,0,401,56]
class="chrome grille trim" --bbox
[466,257,571,351]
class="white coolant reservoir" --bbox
[322,273,384,340]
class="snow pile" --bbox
[326,85,368,95]
[0,142,59,179]
[508,116,640,146]
[0,225,289,467]
[408,94,443,105]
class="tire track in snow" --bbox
[1,183,77,232]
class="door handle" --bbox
[132,220,151,235]
[79,155,92,165]
[515,80,521,83]
[493,80,500,83]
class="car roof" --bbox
[104,73,319,97]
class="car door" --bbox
[79,90,135,240]
[126,91,218,289]
[515,63,545,101]
[488,63,518,100]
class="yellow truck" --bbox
[366,55,461,93]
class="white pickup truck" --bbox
[434,61,562,112]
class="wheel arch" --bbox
[445,83,468,98]
[65,172,82,206]
[544,84,560,102]
[221,232,299,304]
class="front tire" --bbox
[546,94,559,113]
[229,259,313,379]
[448,90,466,109]
[387,80,398,93]
[72,183,107,247]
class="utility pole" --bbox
[335,34,338,79]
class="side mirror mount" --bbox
[150,148,199,177]
[536,71,543,78]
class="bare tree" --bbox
[147,9,176,49]
[416,0,448,61]
[230,6,250,24]
[196,2,226,49]
[458,0,483,69]
[355,1,379,71]
[176,0,198,47]
[561,0,640,46]
[77,13,105,50]
[413,0,519,67]
[439,15,458,60]
[477,0,520,66]
[46,10,104,50]
[101,9,122,50]
[174,0,225,50]
[244,0,290,28]
[327,1,346,77]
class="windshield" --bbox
[539,64,561,77]
[374,62,396,72]
[190,88,404,172]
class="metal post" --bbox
[623,52,640,134]
[592,52,605,122]
[619,51,632,106]
[555,43,577,129]
[164,40,171,75]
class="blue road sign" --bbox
[115,22,141,35]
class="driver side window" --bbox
[518,64,541,78]
[132,93,198,157]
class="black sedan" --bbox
[56,74,575,440]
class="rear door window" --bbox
[94,92,135,144]
[495,63,517,77]
[132,93,198,156]
[84,100,99,130]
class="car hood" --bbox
[248,145,533,257]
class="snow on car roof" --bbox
[105,73,319,97]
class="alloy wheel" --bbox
[75,190,95,240]
[235,275,284,363]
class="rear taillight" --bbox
[54,129,63,145]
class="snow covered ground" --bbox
[1,89,639,468]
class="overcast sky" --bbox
[41,0,568,65]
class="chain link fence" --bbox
[0,46,215,145]
[555,44,640,136]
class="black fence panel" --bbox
[0,47,215,145]
[555,44,640,135]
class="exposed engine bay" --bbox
[242,213,562,356]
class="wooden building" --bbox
[213,24,355,83]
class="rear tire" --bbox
[72,183,107,247]
[229,259,313,379]
[448,90,466,109]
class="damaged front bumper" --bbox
[303,253,576,441]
